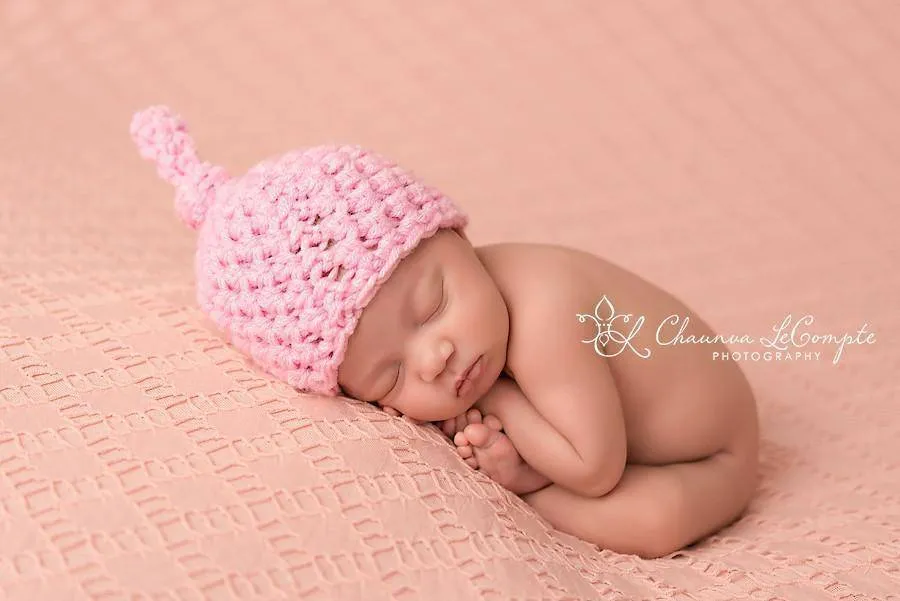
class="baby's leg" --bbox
[522,443,758,559]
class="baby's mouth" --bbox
[455,354,483,397]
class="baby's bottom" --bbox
[521,432,758,559]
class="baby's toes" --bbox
[466,408,483,425]
[456,444,474,460]
[454,442,479,470]
[462,423,492,448]
[453,431,470,448]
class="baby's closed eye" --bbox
[421,276,446,324]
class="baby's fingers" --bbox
[455,414,468,436]
[441,419,457,438]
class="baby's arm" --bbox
[477,293,628,498]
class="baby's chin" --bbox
[415,394,479,423]
[437,375,502,422]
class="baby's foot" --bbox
[441,408,479,445]
[451,409,487,470]
[455,415,552,495]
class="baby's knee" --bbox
[607,475,688,559]
[633,503,688,559]
[580,509,683,559]
[640,453,751,558]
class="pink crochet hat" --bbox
[130,105,468,396]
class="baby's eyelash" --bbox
[387,363,402,396]
[429,280,446,320]
[387,278,443,399]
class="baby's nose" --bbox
[421,339,454,382]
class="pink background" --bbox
[1,1,897,599]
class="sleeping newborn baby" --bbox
[132,105,759,559]
[338,229,759,559]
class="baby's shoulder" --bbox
[474,241,595,302]
[475,241,581,278]
[475,242,598,366]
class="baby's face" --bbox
[338,229,509,422]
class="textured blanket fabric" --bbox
[1,1,898,599]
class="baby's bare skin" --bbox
[449,407,552,495]
[452,241,759,557]
[339,230,759,558]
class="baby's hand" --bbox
[381,406,401,418]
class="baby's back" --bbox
[475,241,757,465]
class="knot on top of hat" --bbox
[130,105,230,229]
